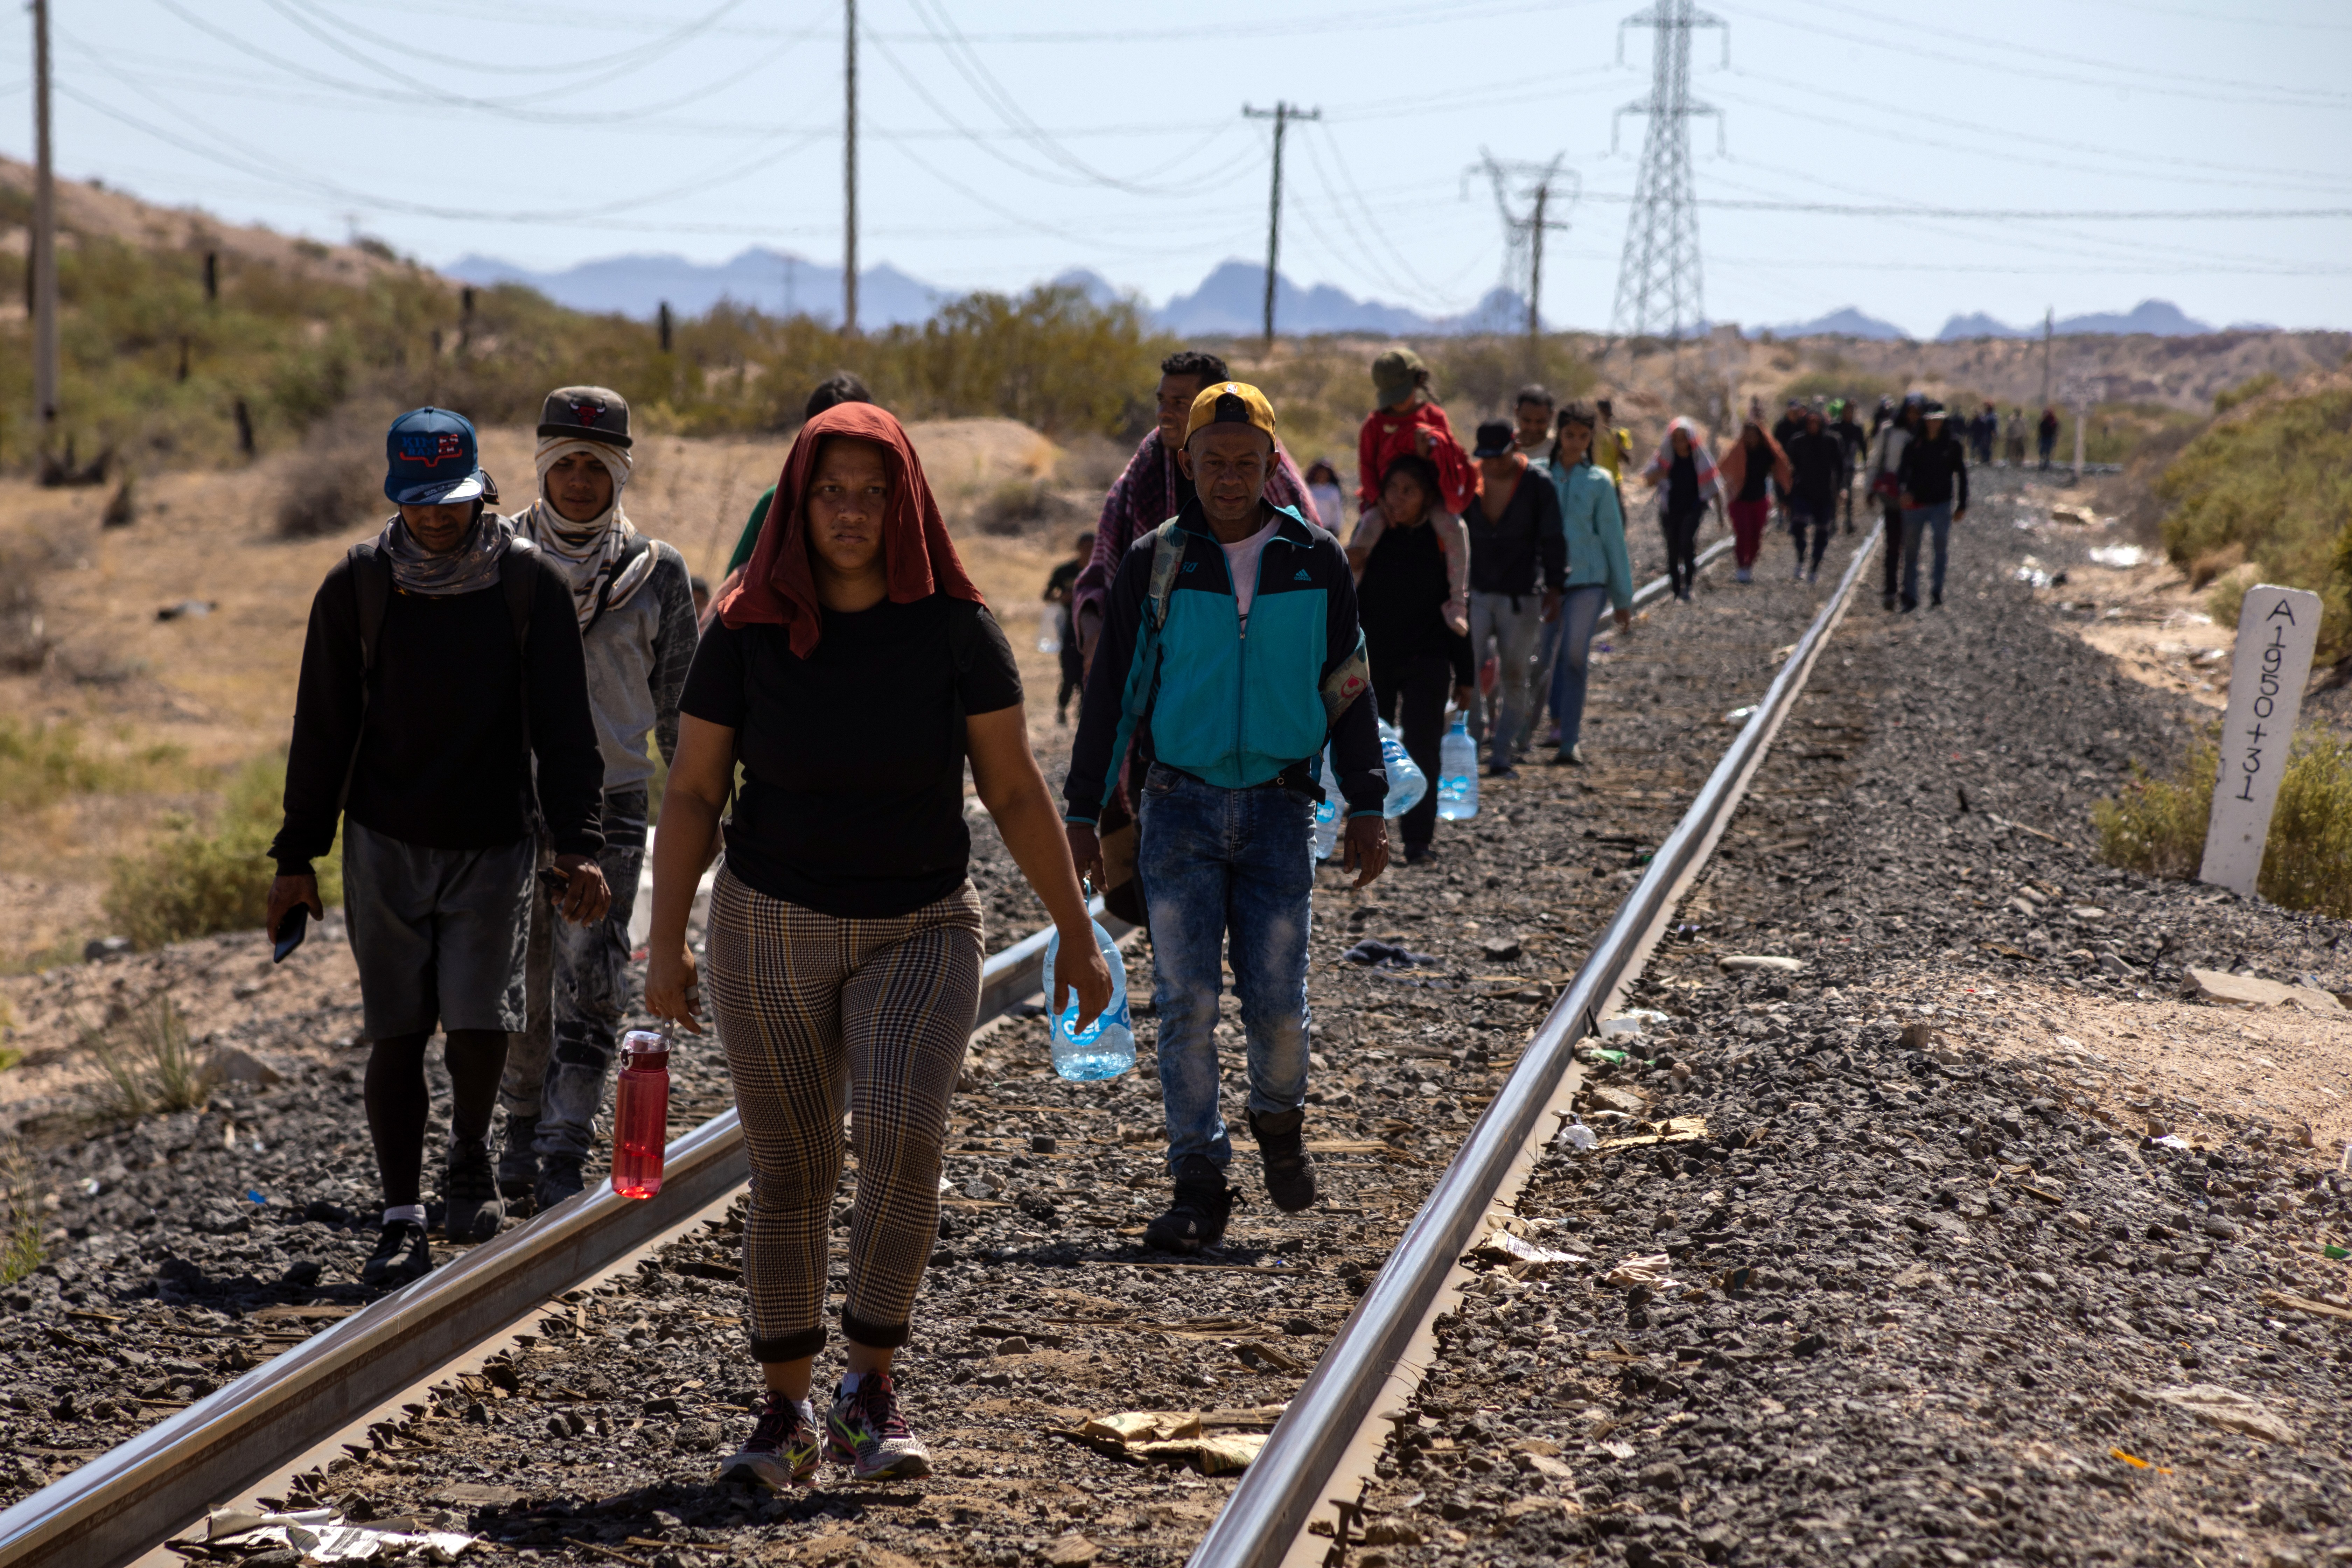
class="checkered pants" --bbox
[705,868,982,1363]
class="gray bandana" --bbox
[376,509,520,596]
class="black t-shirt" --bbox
[1358,521,1474,686]
[680,594,1022,918]
[1736,443,1773,503]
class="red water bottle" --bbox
[610,1029,669,1200]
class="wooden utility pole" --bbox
[2038,306,2053,408]
[31,0,59,454]
[1471,150,1575,376]
[1242,102,1319,351]
[842,0,859,336]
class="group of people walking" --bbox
[264,344,1984,1494]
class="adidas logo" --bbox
[1293,568,1311,581]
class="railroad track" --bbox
[0,527,1778,1568]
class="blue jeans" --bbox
[1547,585,1610,750]
[1899,502,1953,608]
[1135,764,1314,1176]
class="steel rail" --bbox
[0,902,1127,1568]
[1188,524,1883,1568]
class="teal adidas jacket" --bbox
[1063,500,1385,822]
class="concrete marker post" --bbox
[2199,583,2322,897]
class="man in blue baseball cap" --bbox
[266,406,612,1288]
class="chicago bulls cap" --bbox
[537,384,632,448]
[383,407,486,505]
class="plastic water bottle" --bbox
[1436,711,1479,821]
[1377,720,1426,820]
[609,1030,670,1200]
[1042,920,1135,1081]
[1311,749,1341,861]
[1037,602,1062,654]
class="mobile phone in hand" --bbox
[272,904,308,964]
[537,866,571,898]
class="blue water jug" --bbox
[1312,749,1341,861]
[1042,920,1135,1081]
[1377,720,1427,820]
[1436,711,1479,821]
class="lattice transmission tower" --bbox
[1609,0,1726,343]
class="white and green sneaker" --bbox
[717,1391,821,1490]
[826,1371,930,1480]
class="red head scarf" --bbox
[714,402,986,656]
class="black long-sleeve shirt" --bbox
[1786,429,1847,507]
[271,549,606,875]
[1359,519,1476,688]
[1464,467,1566,598]
[1896,430,1970,510]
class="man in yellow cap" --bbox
[1064,381,1387,1254]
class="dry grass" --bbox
[2094,728,2352,917]
[84,993,209,1121]
[0,1139,41,1287]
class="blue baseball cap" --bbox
[384,407,487,506]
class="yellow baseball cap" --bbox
[1183,381,1278,446]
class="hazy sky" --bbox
[5,0,2350,335]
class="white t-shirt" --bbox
[1219,515,1284,630]
[1307,482,1345,533]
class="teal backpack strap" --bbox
[1144,516,1185,632]
[1321,627,1371,725]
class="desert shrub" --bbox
[2094,728,2352,917]
[0,718,188,811]
[84,995,209,1119]
[2156,380,2352,659]
[0,1141,39,1286]
[103,752,338,950]
[1779,367,1898,409]
[2214,371,2278,413]
[275,420,386,539]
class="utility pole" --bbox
[1241,102,1319,351]
[30,0,59,456]
[1470,150,1577,369]
[842,0,859,336]
[1609,0,1726,343]
[2039,306,2053,408]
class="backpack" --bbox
[338,533,539,814]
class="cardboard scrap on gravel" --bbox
[1058,1410,1269,1475]
[2143,1383,2297,1444]
[2181,968,2346,1013]
[1716,954,1804,974]
[206,1506,474,1562]
[1598,1115,1710,1150]
[1472,1230,1591,1268]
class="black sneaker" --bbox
[1143,1156,1236,1254]
[496,1115,539,1204]
[718,1390,821,1489]
[1247,1108,1317,1213]
[361,1221,432,1289]
[444,1139,504,1243]
[536,1154,586,1213]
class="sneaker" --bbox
[1734,566,1752,584]
[1930,592,1942,608]
[361,1221,432,1289]
[1483,762,1516,779]
[718,1390,821,1489]
[1247,1108,1316,1213]
[1143,1156,1236,1254]
[535,1154,586,1213]
[1402,844,1437,866]
[1881,592,1897,612]
[826,1372,931,1481]
[1548,743,1587,767]
[496,1115,538,1204]
[1807,566,1820,584]
[443,1139,503,1243]
[1791,563,1804,581]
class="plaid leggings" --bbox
[706,868,983,1362]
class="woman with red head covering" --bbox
[643,405,1111,1488]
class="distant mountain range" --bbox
[448,249,2263,345]
[1766,298,2257,342]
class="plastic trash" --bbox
[1340,938,1437,969]
[1377,720,1426,820]
[1558,1119,1599,1152]
[1312,749,1341,862]
[1043,919,1135,1081]
[610,1030,670,1199]
[1436,711,1479,821]
[1037,602,1062,654]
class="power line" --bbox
[273,0,751,78]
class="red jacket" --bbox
[1357,400,1478,516]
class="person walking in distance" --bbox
[1511,385,1556,463]
[1360,453,1476,862]
[1460,422,1564,779]
[1783,406,1844,585]
[644,403,1112,1487]
[2002,406,2027,468]
[2037,406,2060,470]
[1347,349,1473,637]
[266,408,611,1289]
[1828,398,1868,534]
[1717,416,1791,586]
[1896,402,1969,611]
[1590,398,1634,493]
[499,387,699,1213]
[1301,458,1346,536]
[1043,529,1092,724]
[1639,419,1722,603]
[1543,401,1634,766]
[1066,382,1387,1254]
[1072,350,1314,674]
[1865,396,1921,612]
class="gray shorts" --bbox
[342,820,533,1040]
